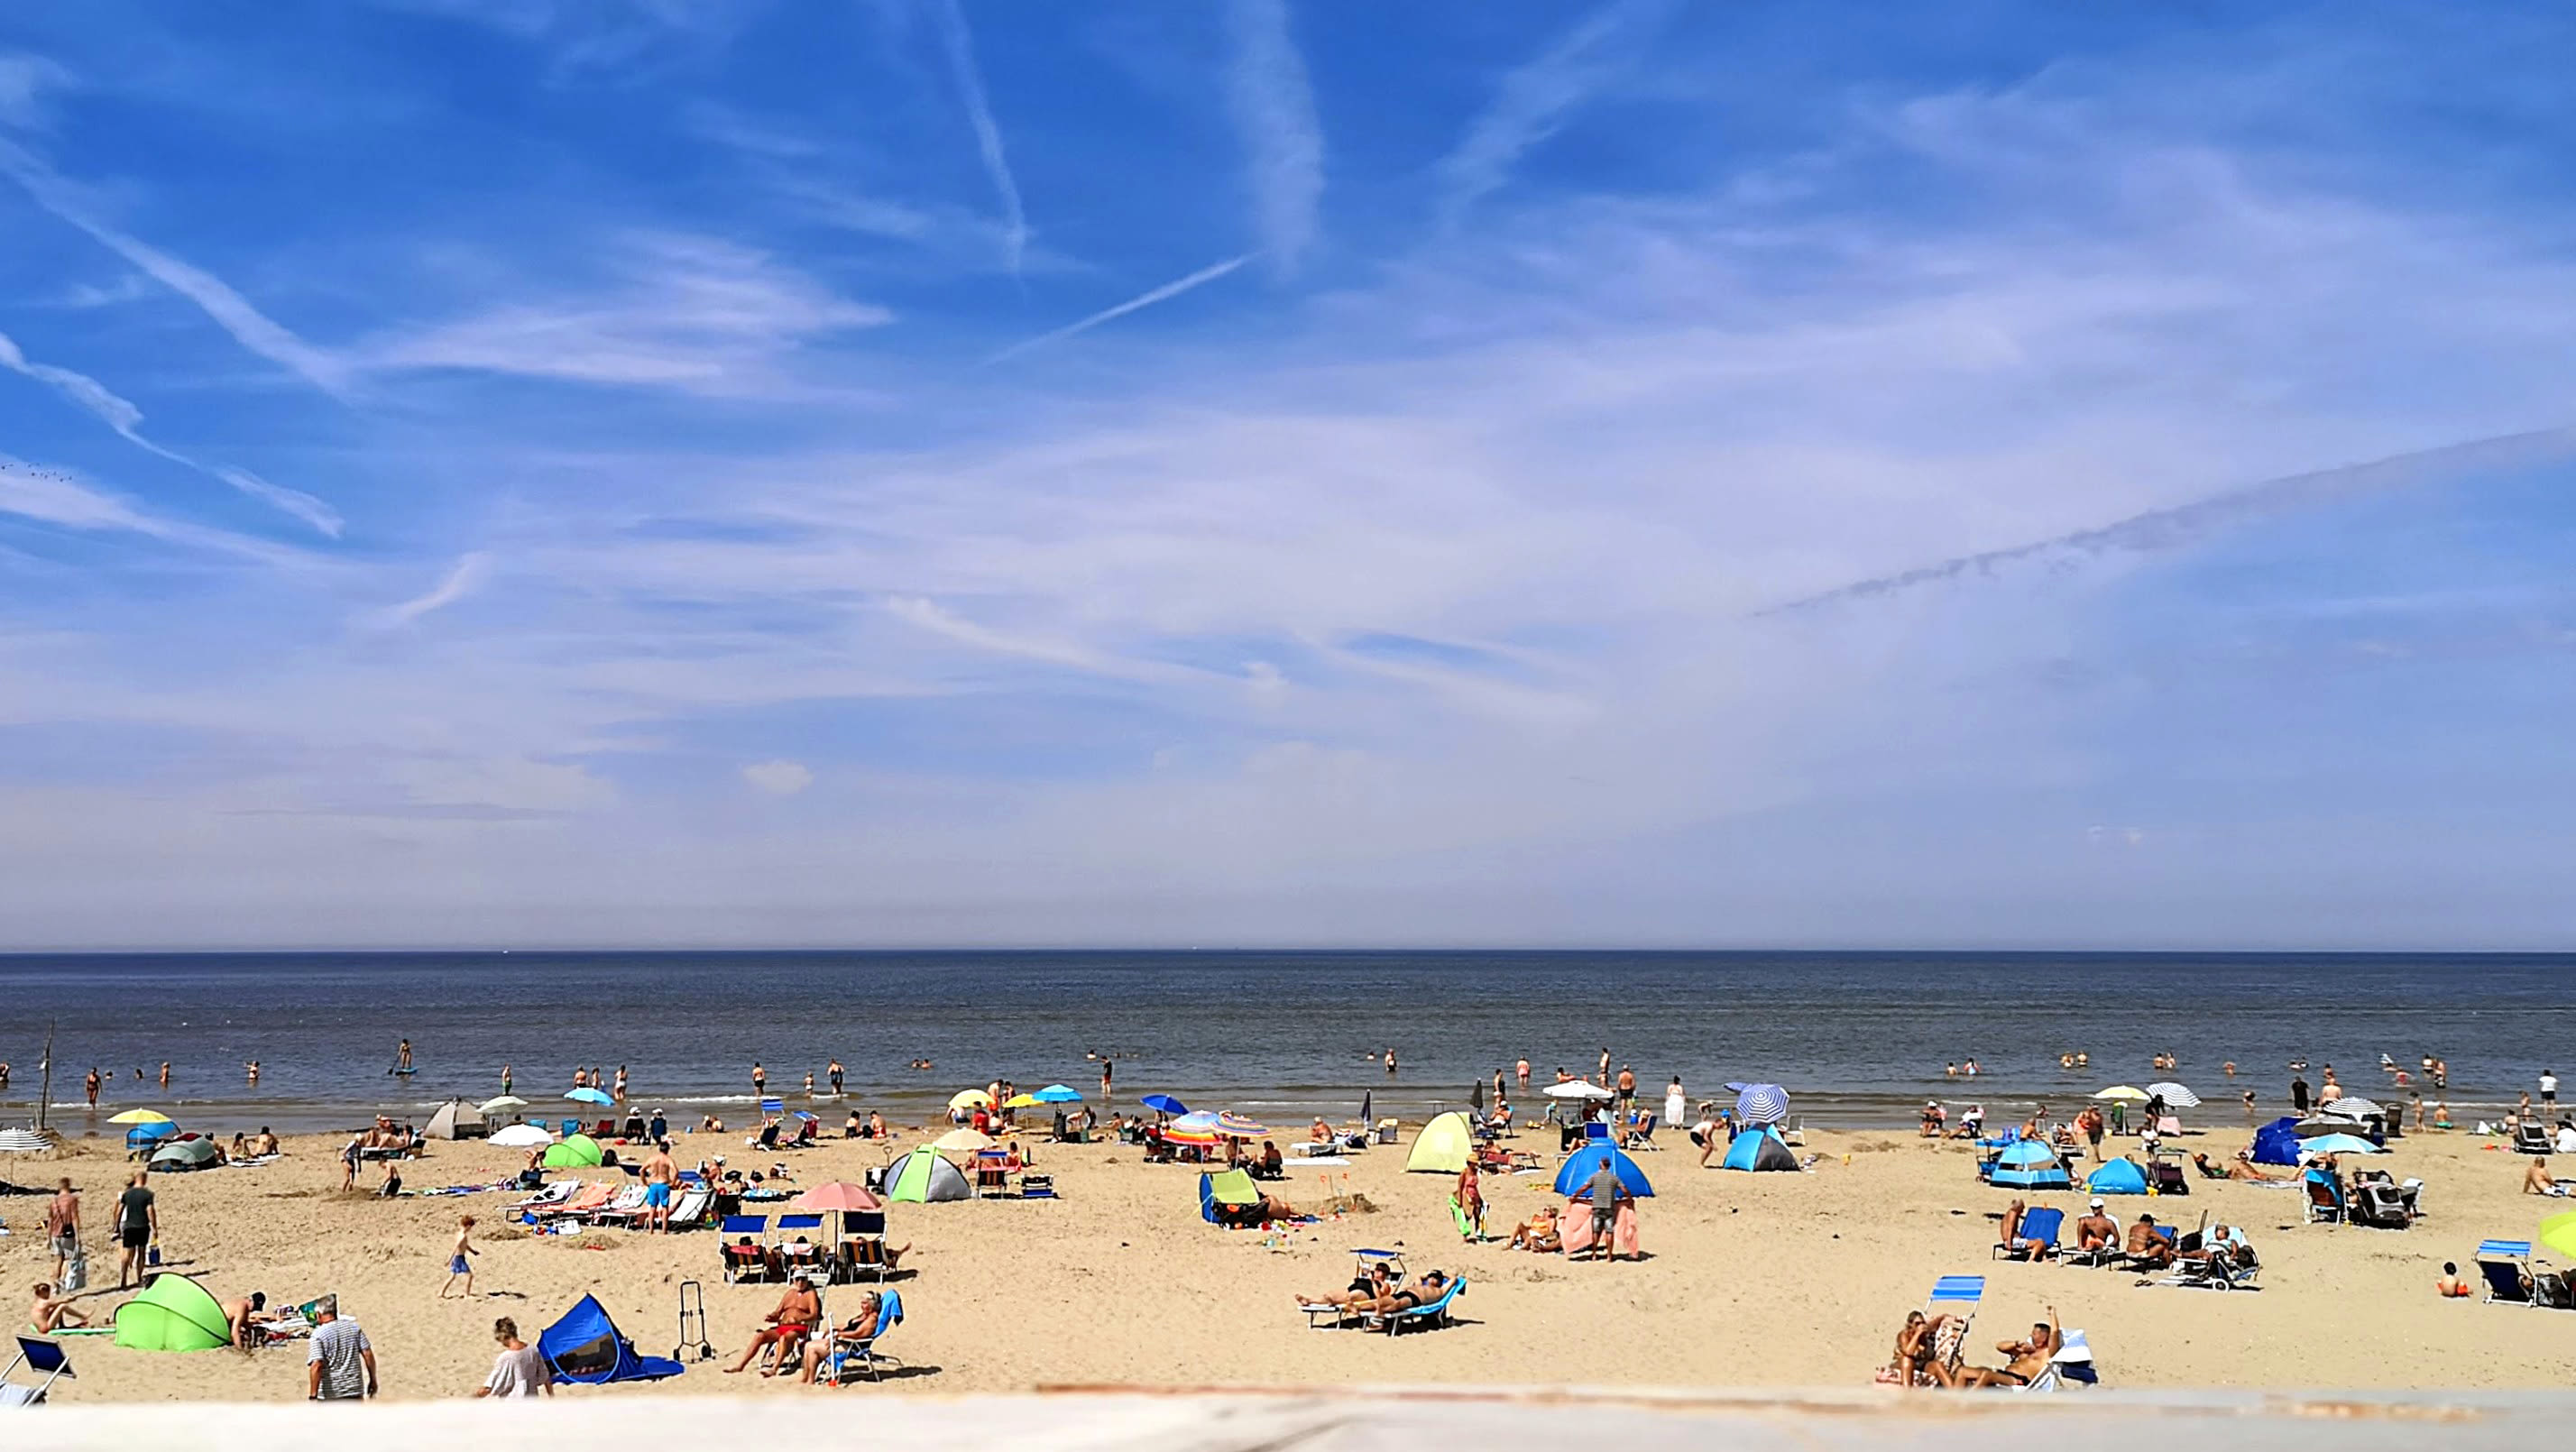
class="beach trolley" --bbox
[674,1280,714,1362]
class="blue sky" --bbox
[4,3,2575,949]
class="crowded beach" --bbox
[5,1050,2575,1403]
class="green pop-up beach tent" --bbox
[114,1273,234,1352]
[882,1145,970,1203]
[542,1134,605,1168]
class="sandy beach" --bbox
[5,1115,2562,1402]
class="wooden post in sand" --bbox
[36,1021,55,1133]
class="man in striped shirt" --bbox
[306,1298,377,1401]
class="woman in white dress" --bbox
[1663,1077,1686,1127]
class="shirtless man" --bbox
[29,1281,88,1334]
[641,1139,678,1232]
[43,1177,79,1282]
[219,1291,271,1346]
[250,1126,280,1156]
[2072,1199,2119,1256]
[828,1059,844,1096]
[2124,1214,2174,1270]
[2213,1150,2286,1183]
[2525,1157,2565,1196]
[723,1276,821,1374]
[1957,1307,2059,1389]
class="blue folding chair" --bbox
[720,1215,771,1282]
[1994,1207,2064,1261]
[0,1336,75,1406]
[1923,1274,1984,1379]
[2476,1240,2535,1305]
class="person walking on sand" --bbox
[474,1316,554,1398]
[44,1177,80,1285]
[306,1297,377,1401]
[114,1170,157,1290]
[440,1217,480,1298]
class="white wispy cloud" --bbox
[0,142,354,397]
[363,233,890,392]
[0,326,345,536]
[987,253,1254,362]
[375,552,492,627]
[1437,0,1678,228]
[925,0,1028,276]
[1222,0,1323,278]
[0,51,75,130]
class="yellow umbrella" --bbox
[2091,1086,2151,1102]
[948,1089,993,1111]
[1003,1092,1039,1108]
[934,1127,997,1153]
[107,1109,174,1125]
[2539,1211,2576,1263]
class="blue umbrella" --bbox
[565,1087,613,1107]
[1727,1082,1790,1125]
[1140,1093,1188,1116]
[1990,1139,2072,1190]
[1552,1141,1655,1198]
[2298,1133,2385,1156]
[1032,1085,1084,1103]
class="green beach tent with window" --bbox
[882,1145,971,1203]
[114,1273,234,1352]
[1405,1111,1477,1173]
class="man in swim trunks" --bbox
[641,1140,678,1232]
[1958,1308,2059,1388]
[723,1275,821,1375]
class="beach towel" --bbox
[1557,1199,1596,1255]
[1612,1202,1641,1258]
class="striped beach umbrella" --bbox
[1164,1109,1224,1146]
[1729,1082,1790,1125]
[1213,1112,1270,1139]
[2092,1085,2151,1101]
[2320,1097,2384,1120]
[2144,1082,2200,1108]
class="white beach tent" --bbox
[423,1099,487,1140]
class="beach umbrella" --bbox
[1729,1082,1790,1125]
[565,1087,613,1107]
[933,1127,996,1153]
[2538,1211,2576,1264]
[1003,1093,1039,1108]
[107,1108,174,1125]
[491,1123,552,1148]
[481,1095,529,1114]
[791,1181,885,1213]
[948,1089,993,1111]
[1542,1080,1615,1100]
[2145,1082,2201,1108]
[2092,1086,2151,1101]
[1140,1093,1187,1117]
[1361,1090,1373,1125]
[2320,1097,2384,1119]
[0,1127,50,1153]
[2296,1133,2385,1157]
[1553,1141,1655,1198]
[1213,1112,1270,1139]
[1032,1084,1083,1103]
[1165,1110,1223,1146]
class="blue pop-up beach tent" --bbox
[2250,1117,2304,1167]
[1991,1139,2072,1190]
[2085,1157,2148,1195]
[1719,1126,1799,1172]
[1554,1141,1655,1197]
[539,1295,684,1385]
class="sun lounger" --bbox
[586,1185,649,1224]
[720,1215,772,1282]
[2301,1175,2344,1224]
[2154,1242,2261,1291]
[1362,1277,1465,1335]
[509,1179,577,1211]
[2014,1329,2098,1391]
[663,1187,711,1231]
[0,1335,75,1406]
[1992,1207,2062,1262]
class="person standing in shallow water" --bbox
[1384,1048,1398,1076]
[752,1062,768,1097]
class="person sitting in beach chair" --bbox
[1507,1206,1562,1253]
[1620,1113,1658,1151]
[2121,1215,2175,1271]
[722,1275,821,1376]
[2066,1199,2120,1265]
[1993,1201,2060,1262]
[796,1290,886,1383]
[1953,1307,2061,1389]
[1332,1270,1449,1332]
[1247,1140,1287,1181]
[1296,1262,1397,1319]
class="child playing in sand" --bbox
[441,1216,479,1299]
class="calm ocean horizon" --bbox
[1,950,2565,1136]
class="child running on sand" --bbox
[441,1216,479,1298]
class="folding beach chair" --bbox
[665,1188,711,1231]
[720,1215,772,1282]
[775,1214,826,1278]
[2302,1174,2345,1225]
[1921,1276,1983,1384]
[1620,1114,1660,1151]
[1362,1277,1465,1335]
[0,1336,74,1407]
[1304,1250,1406,1328]
[2016,1329,2096,1392]
[817,1291,905,1384]
[1993,1207,2063,1262]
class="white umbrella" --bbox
[2144,1082,2200,1108]
[1542,1080,1615,1100]
[2321,1097,2384,1119]
[490,1123,553,1148]
[0,1126,50,1153]
[480,1095,530,1115]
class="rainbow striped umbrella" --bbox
[1213,1112,1270,1139]
[1164,1110,1224,1145]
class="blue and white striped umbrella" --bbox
[2145,1081,2200,1108]
[1729,1082,1790,1125]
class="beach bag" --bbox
[61,1242,89,1293]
